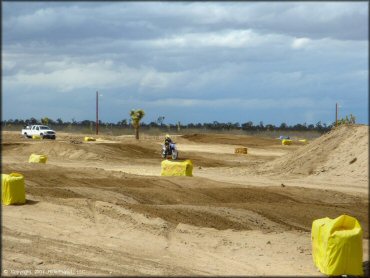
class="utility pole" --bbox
[96,91,99,135]
[335,102,338,127]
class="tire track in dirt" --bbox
[2,226,190,275]
[5,164,366,237]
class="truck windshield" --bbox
[40,126,50,130]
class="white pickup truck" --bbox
[22,125,56,140]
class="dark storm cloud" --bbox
[2,2,368,125]
[4,2,367,46]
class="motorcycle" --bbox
[161,141,178,160]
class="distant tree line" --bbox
[2,117,336,133]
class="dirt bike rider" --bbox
[162,134,178,159]
[164,134,174,151]
[164,134,173,144]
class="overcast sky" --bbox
[2,2,368,125]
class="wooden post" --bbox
[335,102,338,127]
[96,91,99,135]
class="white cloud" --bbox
[15,8,58,31]
[4,59,196,94]
[291,37,311,49]
[145,29,288,49]
[2,60,16,71]
[7,5,88,33]
[5,60,140,92]
[139,70,180,90]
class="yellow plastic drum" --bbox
[2,173,26,205]
[311,215,363,276]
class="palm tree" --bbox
[130,109,145,139]
[41,117,49,125]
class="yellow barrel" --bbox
[2,173,26,205]
[311,215,363,276]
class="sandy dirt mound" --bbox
[2,140,161,162]
[265,125,368,180]
[181,133,280,147]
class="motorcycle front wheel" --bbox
[171,150,178,160]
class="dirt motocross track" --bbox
[2,125,369,276]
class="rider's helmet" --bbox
[165,134,171,147]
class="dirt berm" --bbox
[264,124,368,182]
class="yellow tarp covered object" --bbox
[282,139,292,145]
[84,137,96,142]
[32,135,41,140]
[311,215,363,276]
[161,160,193,176]
[2,173,26,205]
[235,147,248,154]
[29,154,47,163]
